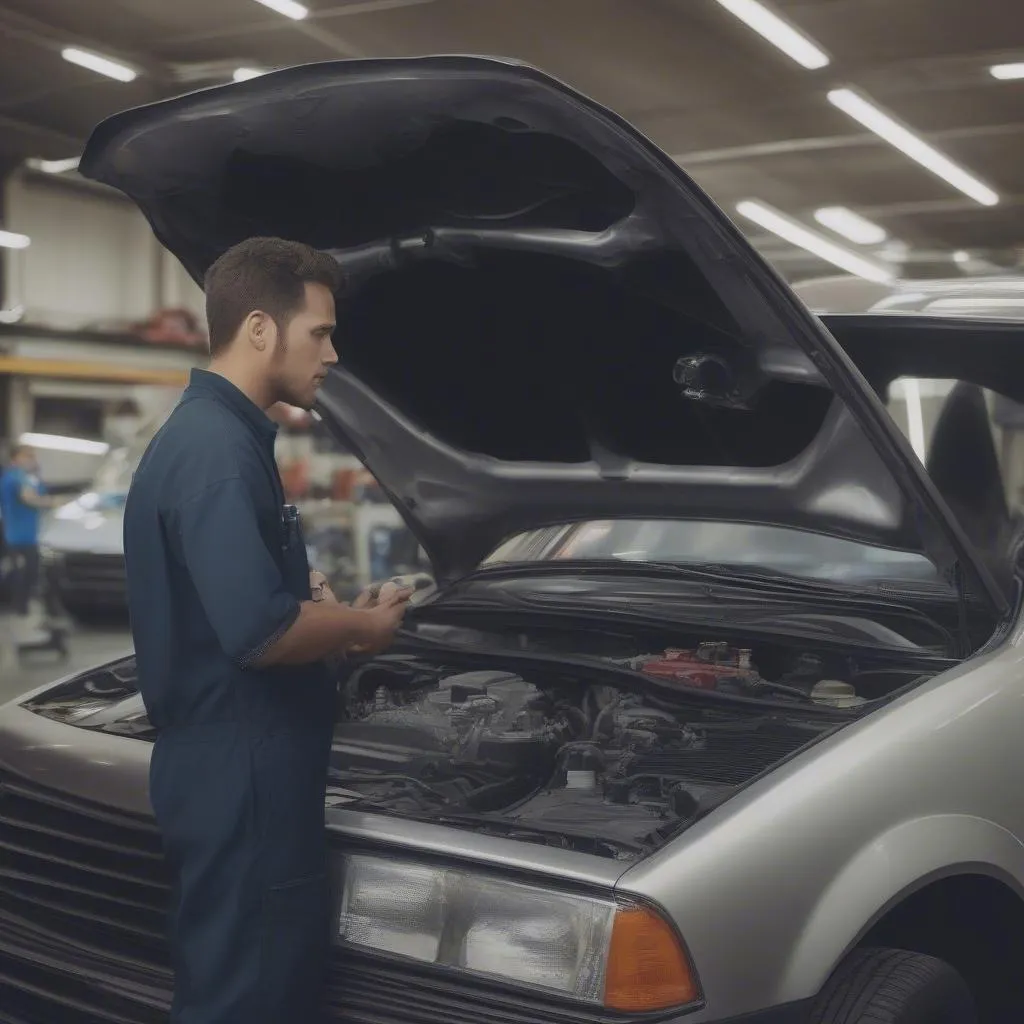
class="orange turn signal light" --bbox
[604,904,699,1012]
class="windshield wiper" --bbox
[454,558,955,652]
[467,557,948,601]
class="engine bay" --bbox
[328,637,900,858]
[23,629,939,860]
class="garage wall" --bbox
[2,172,205,330]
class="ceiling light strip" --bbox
[990,63,1024,81]
[253,0,309,19]
[813,206,887,245]
[736,200,895,283]
[0,230,31,250]
[29,157,81,175]
[712,0,829,69]
[61,47,137,83]
[827,89,999,206]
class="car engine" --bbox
[327,642,863,857]
[23,637,932,859]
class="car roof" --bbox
[793,274,1024,321]
[868,277,1024,320]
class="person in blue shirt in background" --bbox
[0,444,62,642]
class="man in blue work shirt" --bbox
[0,444,61,642]
[123,237,411,1024]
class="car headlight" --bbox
[336,854,698,1013]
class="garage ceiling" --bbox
[0,0,1021,282]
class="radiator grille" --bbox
[0,776,631,1024]
[0,778,170,970]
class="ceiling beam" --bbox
[858,194,1024,218]
[0,113,82,150]
[289,20,365,59]
[674,121,1024,167]
[0,3,169,80]
[164,0,436,45]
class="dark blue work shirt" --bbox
[124,369,330,733]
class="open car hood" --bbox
[80,56,1004,608]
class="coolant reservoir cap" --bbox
[812,680,854,698]
[810,680,865,708]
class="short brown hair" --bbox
[203,237,343,357]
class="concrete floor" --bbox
[0,617,132,705]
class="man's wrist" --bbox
[332,603,379,649]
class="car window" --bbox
[885,377,1024,515]
[484,519,939,585]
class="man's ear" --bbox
[245,311,276,352]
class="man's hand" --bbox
[309,570,337,604]
[352,578,406,610]
[348,586,413,656]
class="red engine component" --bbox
[638,643,757,690]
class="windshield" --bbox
[484,519,941,586]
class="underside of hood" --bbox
[79,56,1005,608]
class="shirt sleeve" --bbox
[172,475,300,667]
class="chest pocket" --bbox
[279,504,313,600]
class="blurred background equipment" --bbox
[130,307,207,348]
[36,397,427,618]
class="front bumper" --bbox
[0,921,811,1024]
[0,771,813,1024]
[0,774,669,1024]
[3,917,670,1024]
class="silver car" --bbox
[2,57,1022,1024]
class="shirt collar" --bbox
[187,368,279,444]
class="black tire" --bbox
[810,948,976,1024]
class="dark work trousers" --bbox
[6,544,40,615]
[151,713,334,1024]
[149,512,336,1024]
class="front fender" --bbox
[776,814,1024,1003]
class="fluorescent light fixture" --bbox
[827,88,999,206]
[61,47,137,83]
[35,156,81,174]
[0,230,30,250]
[19,433,110,457]
[233,67,267,82]
[712,0,829,69]
[990,63,1024,81]
[813,206,888,245]
[736,200,895,283]
[253,0,309,19]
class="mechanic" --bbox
[123,237,412,1024]
[0,443,62,643]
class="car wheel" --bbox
[810,948,976,1024]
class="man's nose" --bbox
[323,340,339,365]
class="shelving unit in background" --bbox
[0,322,199,488]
